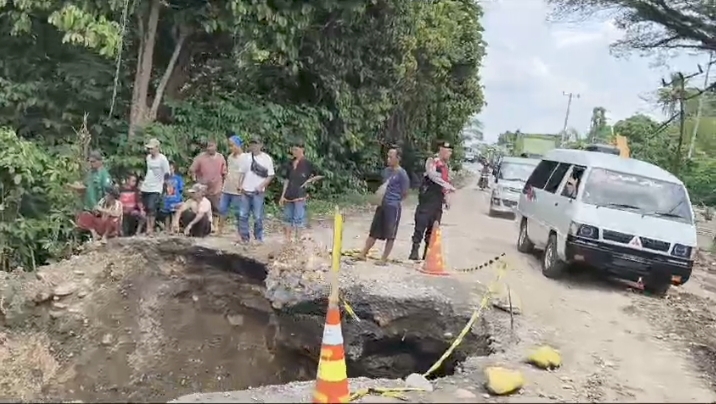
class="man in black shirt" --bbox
[279,140,324,242]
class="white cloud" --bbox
[551,20,623,49]
[477,0,711,143]
[530,57,551,78]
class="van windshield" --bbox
[499,163,536,182]
[582,168,693,224]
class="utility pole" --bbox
[675,72,686,175]
[688,52,713,159]
[560,92,579,145]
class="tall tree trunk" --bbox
[148,27,189,121]
[128,0,161,138]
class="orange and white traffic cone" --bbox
[312,301,350,403]
[419,222,449,276]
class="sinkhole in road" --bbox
[1,243,489,403]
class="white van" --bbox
[516,149,696,295]
[489,157,540,217]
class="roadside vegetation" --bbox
[0,0,486,271]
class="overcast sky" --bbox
[478,0,712,143]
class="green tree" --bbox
[588,106,611,142]
[548,0,716,54]
[0,0,487,270]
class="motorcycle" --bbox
[478,172,489,190]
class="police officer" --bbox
[409,141,456,260]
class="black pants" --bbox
[121,212,144,236]
[180,210,212,237]
[368,205,401,241]
[412,201,443,246]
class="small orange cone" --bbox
[312,301,350,403]
[419,221,449,276]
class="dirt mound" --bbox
[0,238,312,402]
[624,251,716,392]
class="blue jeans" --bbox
[219,193,242,227]
[238,192,265,241]
[283,200,307,228]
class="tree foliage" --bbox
[547,0,716,55]
[0,0,486,270]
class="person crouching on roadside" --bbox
[171,184,213,237]
[119,174,145,236]
[77,186,123,242]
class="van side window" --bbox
[561,165,586,199]
[543,163,571,193]
[525,160,557,190]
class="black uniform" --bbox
[409,158,450,260]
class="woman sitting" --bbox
[77,187,123,242]
[171,183,212,237]
[119,174,145,236]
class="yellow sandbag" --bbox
[527,345,562,369]
[484,366,524,395]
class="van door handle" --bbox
[554,202,559,206]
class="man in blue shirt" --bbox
[356,147,411,265]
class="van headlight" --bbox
[671,243,694,259]
[569,222,599,239]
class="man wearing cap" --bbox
[279,139,323,242]
[140,138,171,236]
[408,141,456,260]
[237,136,275,244]
[171,184,213,237]
[190,139,227,232]
[69,150,113,214]
[217,133,245,235]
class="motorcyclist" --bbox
[479,161,491,189]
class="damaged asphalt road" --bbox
[175,178,716,403]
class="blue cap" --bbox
[229,135,243,147]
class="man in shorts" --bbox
[355,147,410,265]
[190,139,226,232]
[140,138,171,235]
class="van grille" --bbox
[603,230,633,244]
[602,230,671,252]
[639,237,670,252]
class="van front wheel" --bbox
[542,234,567,279]
[517,220,534,253]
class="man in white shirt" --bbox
[140,138,171,235]
[237,136,275,244]
[172,183,213,237]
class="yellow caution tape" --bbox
[339,249,404,264]
[349,387,424,402]
[341,297,361,322]
[422,259,510,378]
